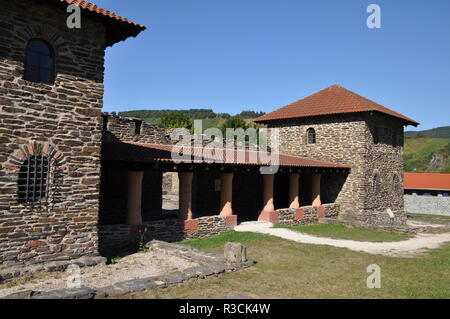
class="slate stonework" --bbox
[0,0,107,267]
[98,216,235,257]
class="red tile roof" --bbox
[254,85,419,126]
[42,0,146,46]
[102,141,351,169]
[404,173,450,191]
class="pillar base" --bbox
[258,210,279,224]
[184,219,199,233]
[315,205,325,218]
[294,208,304,220]
[225,215,238,228]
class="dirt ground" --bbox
[0,249,199,298]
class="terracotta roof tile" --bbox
[42,0,146,46]
[404,173,450,191]
[102,141,351,169]
[255,85,419,126]
[62,0,145,28]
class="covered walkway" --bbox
[98,141,350,255]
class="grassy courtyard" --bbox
[273,223,413,242]
[125,229,450,299]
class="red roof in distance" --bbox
[404,173,450,191]
[255,85,419,126]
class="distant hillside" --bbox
[117,109,265,130]
[405,126,450,138]
[404,138,450,173]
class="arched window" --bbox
[307,128,316,144]
[392,174,400,194]
[18,155,51,205]
[373,127,379,144]
[372,173,380,194]
[24,39,55,84]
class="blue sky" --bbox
[93,0,450,130]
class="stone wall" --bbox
[0,0,106,267]
[102,113,169,145]
[98,215,236,256]
[277,204,340,226]
[405,194,450,216]
[268,112,406,225]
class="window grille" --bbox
[18,155,51,205]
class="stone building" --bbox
[0,0,145,267]
[0,0,419,271]
[404,173,450,216]
[254,85,419,225]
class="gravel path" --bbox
[235,222,450,258]
[0,250,199,298]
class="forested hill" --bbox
[117,109,265,129]
[405,126,450,138]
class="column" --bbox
[220,172,233,216]
[311,173,322,207]
[262,174,275,212]
[178,172,193,220]
[127,171,144,226]
[289,173,300,209]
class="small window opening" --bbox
[18,155,51,205]
[134,120,143,135]
[307,128,316,144]
[102,115,109,132]
[24,39,55,84]
[373,127,379,144]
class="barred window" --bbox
[18,155,51,205]
[307,128,316,144]
[24,39,55,84]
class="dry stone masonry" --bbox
[0,0,106,268]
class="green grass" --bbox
[404,138,450,173]
[408,213,450,220]
[126,230,450,299]
[273,223,412,242]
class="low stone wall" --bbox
[343,209,407,226]
[405,194,450,216]
[3,240,255,299]
[276,204,340,226]
[98,215,237,257]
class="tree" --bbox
[221,116,248,132]
[160,111,192,129]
